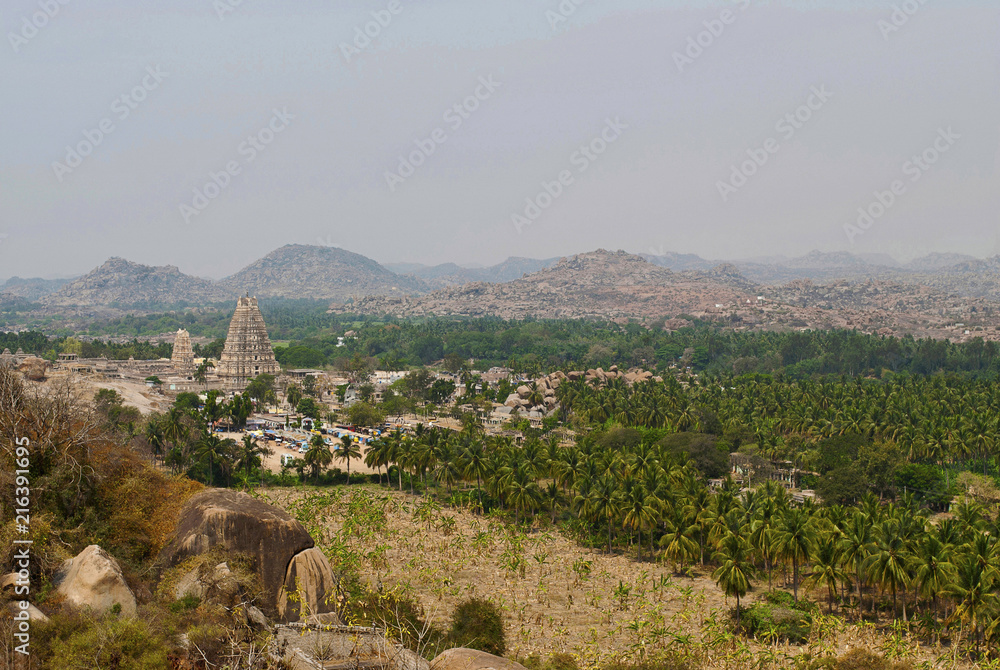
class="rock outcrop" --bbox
[173,561,241,607]
[160,489,337,621]
[430,648,527,670]
[53,545,137,616]
[278,547,339,623]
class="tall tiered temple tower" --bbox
[217,295,279,391]
[171,329,195,373]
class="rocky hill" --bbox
[338,249,1000,341]
[41,258,226,308]
[339,250,757,320]
[221,245,428,302]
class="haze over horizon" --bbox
[2,0,998,281]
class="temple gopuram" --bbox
[217,294,279,391]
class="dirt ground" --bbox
[39,371,171,414]
[262,486,966,668]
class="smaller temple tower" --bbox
[171,329,195,373]
[217,295,280,392]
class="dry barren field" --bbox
[262,485,977,669]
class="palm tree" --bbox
[235,434,272,484]
[840,512,874,617]
[335,435,362,478]
[865,519,912,621]
[771,507,816,602]
[461,441,489,512]
[660,508,698,573]
[506,466,541,525]
[162,407,190,471]
[912,532,954,621]
[304,434,333,482]
[947,554,998,653]
[804,533,849,613]
[145,419,166,464]
[365,438,390,485]
[193,433,235,486]
[712,533,756,625]
[286,383,303,410]
[622,482,659,561]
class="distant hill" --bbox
[904,253,977,272]
[220,245,428,302]
[41,258,225,308]
[641,251,718,272]
[396,256,561,288]
[1,276,74,301]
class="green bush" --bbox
[448,597,507,656]
[34,610,172,670]
[738,592,814,644]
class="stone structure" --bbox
[171,328,195,373]
[217,295,279,392]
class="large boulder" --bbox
[159,489,314,616]
[430,649,526,670]
[54,545,136,616]
[278,547,339,622]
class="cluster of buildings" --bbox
[16,295,282,395]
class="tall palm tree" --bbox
[622,481,659,561]
[712,533,756,625]
[840,512,874,617]
[145,419,166,464]
[193,433,235,486]
[335,434,362,478]
[911,532,955,620]
[505,466,541,525]
[947,554,998,653]
[235,434,272,484]
[660,507,698,573]
[865,519,912,621]
[804,533,849,613]
[461,440,489,511]
[771,507,816,602]
[162,407,190,471]
[304,434,333,483]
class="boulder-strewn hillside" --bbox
[221,245,428,302]
[41,257,226,308]
[339,249,757,320]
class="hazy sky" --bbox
[1,0,998,280]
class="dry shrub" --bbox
[835,649,889,670]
